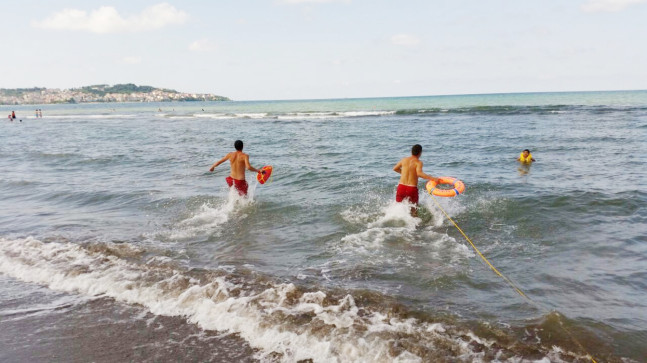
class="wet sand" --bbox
[0,278,256,362]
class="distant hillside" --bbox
[0,84,230,105]
[77,84,164,95]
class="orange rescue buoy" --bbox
[426,177,465,197]
[257,165,273,184]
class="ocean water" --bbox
[1,91,646,362]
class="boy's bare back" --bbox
[223,151,252,180]
[397,156,424,186]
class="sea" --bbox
[1,90,646,362]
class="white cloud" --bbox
[122,56,142,64]
[581,0,647,12]
[390,34,420,47]
[278,0,350,4]
[188,39,217,52]
[32,3,188,33]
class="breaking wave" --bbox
[0,237,599,362]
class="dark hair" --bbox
[234,140,243,151]
[523,149,530,153]
[411,144,422,156]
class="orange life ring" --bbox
[426,177,465,197]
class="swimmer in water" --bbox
[517,149,536,163]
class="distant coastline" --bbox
[0,84,230,105]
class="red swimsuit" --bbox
[396,184,419,204]
[226,176,248,196]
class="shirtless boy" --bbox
[209,140,262,196]
[393,144,438,216]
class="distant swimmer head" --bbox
[234,140,244,151]
[522,149,530,157]
[411,144,422,156]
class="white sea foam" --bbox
[338,201,418,254]
[340,110,396,117]
[367,201,421,229]
[42,114,136,119]
[284,110,395,119]
[159,185,257,240]
[277,112,340,120]
[419,192,467,228]
[192,113,235,119]
[0,237,524,362]
[334,198,474,275]
[276,111,396,120]
[339,199,442,248]
[340,200,418,227]
[234,113,268,119]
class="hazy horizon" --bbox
[2,86,645,104]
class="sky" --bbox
[2,0,646,100]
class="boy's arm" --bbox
[245,155,260,173]
[209,154,230,172]
[393,160,402,174]
[416,161,438,182]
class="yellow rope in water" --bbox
[428,194,598,363]
[429,196,531,301]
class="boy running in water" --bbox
[209,140,262,196]
[393,144,438,217]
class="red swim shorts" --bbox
[226,176,248,196]
[396,184,419,204]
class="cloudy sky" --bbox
[3,0,646,100]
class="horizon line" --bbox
[1,87,645,107]
[236,88,647,103]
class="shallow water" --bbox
[1,91,646,362]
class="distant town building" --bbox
[0,84,229,105]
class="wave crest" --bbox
[0,237,594,362]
